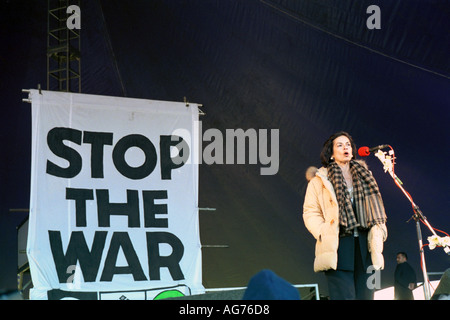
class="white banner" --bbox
[27,90,203,299]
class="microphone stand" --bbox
[372,147,449,300]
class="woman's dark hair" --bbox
[320,131,357,166]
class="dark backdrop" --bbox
[1,0,449,297]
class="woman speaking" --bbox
[303,131,388,300]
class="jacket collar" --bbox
[316,167,338,204]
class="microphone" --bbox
[358,144,390,157]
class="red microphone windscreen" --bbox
[358,146,370,157]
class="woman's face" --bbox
[332,135,353,165]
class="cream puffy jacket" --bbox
[303,166,387,272]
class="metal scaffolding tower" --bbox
[17,0,82,299]
[47,0,81,92]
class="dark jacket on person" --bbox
[394,262,416,300]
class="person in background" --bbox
[394,252,416,300]
[303,131,388,300]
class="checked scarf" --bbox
[328,160,387,235]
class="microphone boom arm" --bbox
[373,147,450,300]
